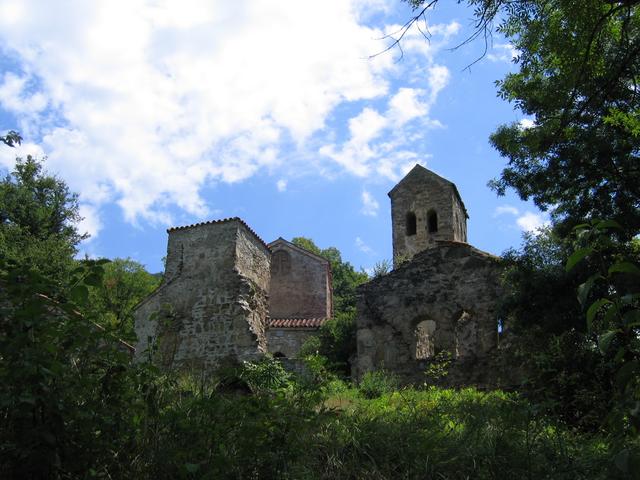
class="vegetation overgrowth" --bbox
[2,0,640,477]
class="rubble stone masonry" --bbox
[134,219,270,370]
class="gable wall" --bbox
[355,242,502,383]
[269,242,331,319]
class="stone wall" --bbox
[268,238,332,319]
[267,328,316,358]
[354,241,502,383]
[390,165,468,265]
[133,219,271,370]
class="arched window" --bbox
[427,210,438,233]
[415,319,436,359]
[273,351,287,359]
[406,211,417,236]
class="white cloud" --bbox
[0,0,399,233]
[320,63,450,179]
[77,204,103,240]
[519,118,535,129]
[320,107,388,176]
[487,43,519,63]
[493,205,520,217]
[388,87,428,125]
[384,19,461,60]
[355,236,375,255]
[276,179,287,192]
[426,65,450,102]
[493,204,549,233]
[361,190,379,216]
[516,212,549,232]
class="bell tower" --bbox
[388,164,468,266]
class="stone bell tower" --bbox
[388,164,468,266]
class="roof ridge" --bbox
[387,164,468,218]
[267,237,330,264]
[167,217,270,250]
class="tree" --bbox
[87,258,161,340]
[0,130,21,147]
[488,0,640,237]
[402,0,640,237]
[0,155,86,281]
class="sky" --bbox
[0,0,548,274]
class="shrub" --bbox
[240,356,291,395]
[358,370,399,399]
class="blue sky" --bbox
[0,0,547,274]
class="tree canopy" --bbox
[0,156,87,281]
[403,0,640,237]
[87,258,161,340]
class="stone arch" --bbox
[406,211,417,236]
[427,209,438,233]
[414,319,437,359]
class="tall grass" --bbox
[122,368,634,479]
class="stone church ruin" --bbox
[134,164,503,384]
[133,220,332,369]
[354,165,503,384]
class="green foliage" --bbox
[522,330,615,431]
[318,386,634,479]
[499,227,584,335]
[0,257,146,478]
[424,350,452,385]
[87,257,161,340]
[0,255,636,478]
[487,0,640,236]
[566,220,640,436]
[371,258,391,277]
[315,310,357,376]
[1,130,22,147]
[0,156,86,283]
[358,370,400,399]
[240,356,292,395]
[497,227,621,432]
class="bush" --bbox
[358,370,399,399]
[240,356,292,395]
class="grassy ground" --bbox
[129,372,637,480]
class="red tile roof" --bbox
[268,317,327,328]
[166,217,269,250]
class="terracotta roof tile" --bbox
[166,217,269,250]
[268,317,327,328]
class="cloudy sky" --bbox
[0,0,547,273]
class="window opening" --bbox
[415,320,436,359]
[427,210,438,233]
[406,212,417,236]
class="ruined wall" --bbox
[134,219,271,370]
[266,328,316,358]
[390,165,468,265]
[355,241,502,383]
[268,239,331,319]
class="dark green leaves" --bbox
[565,246,593,271]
